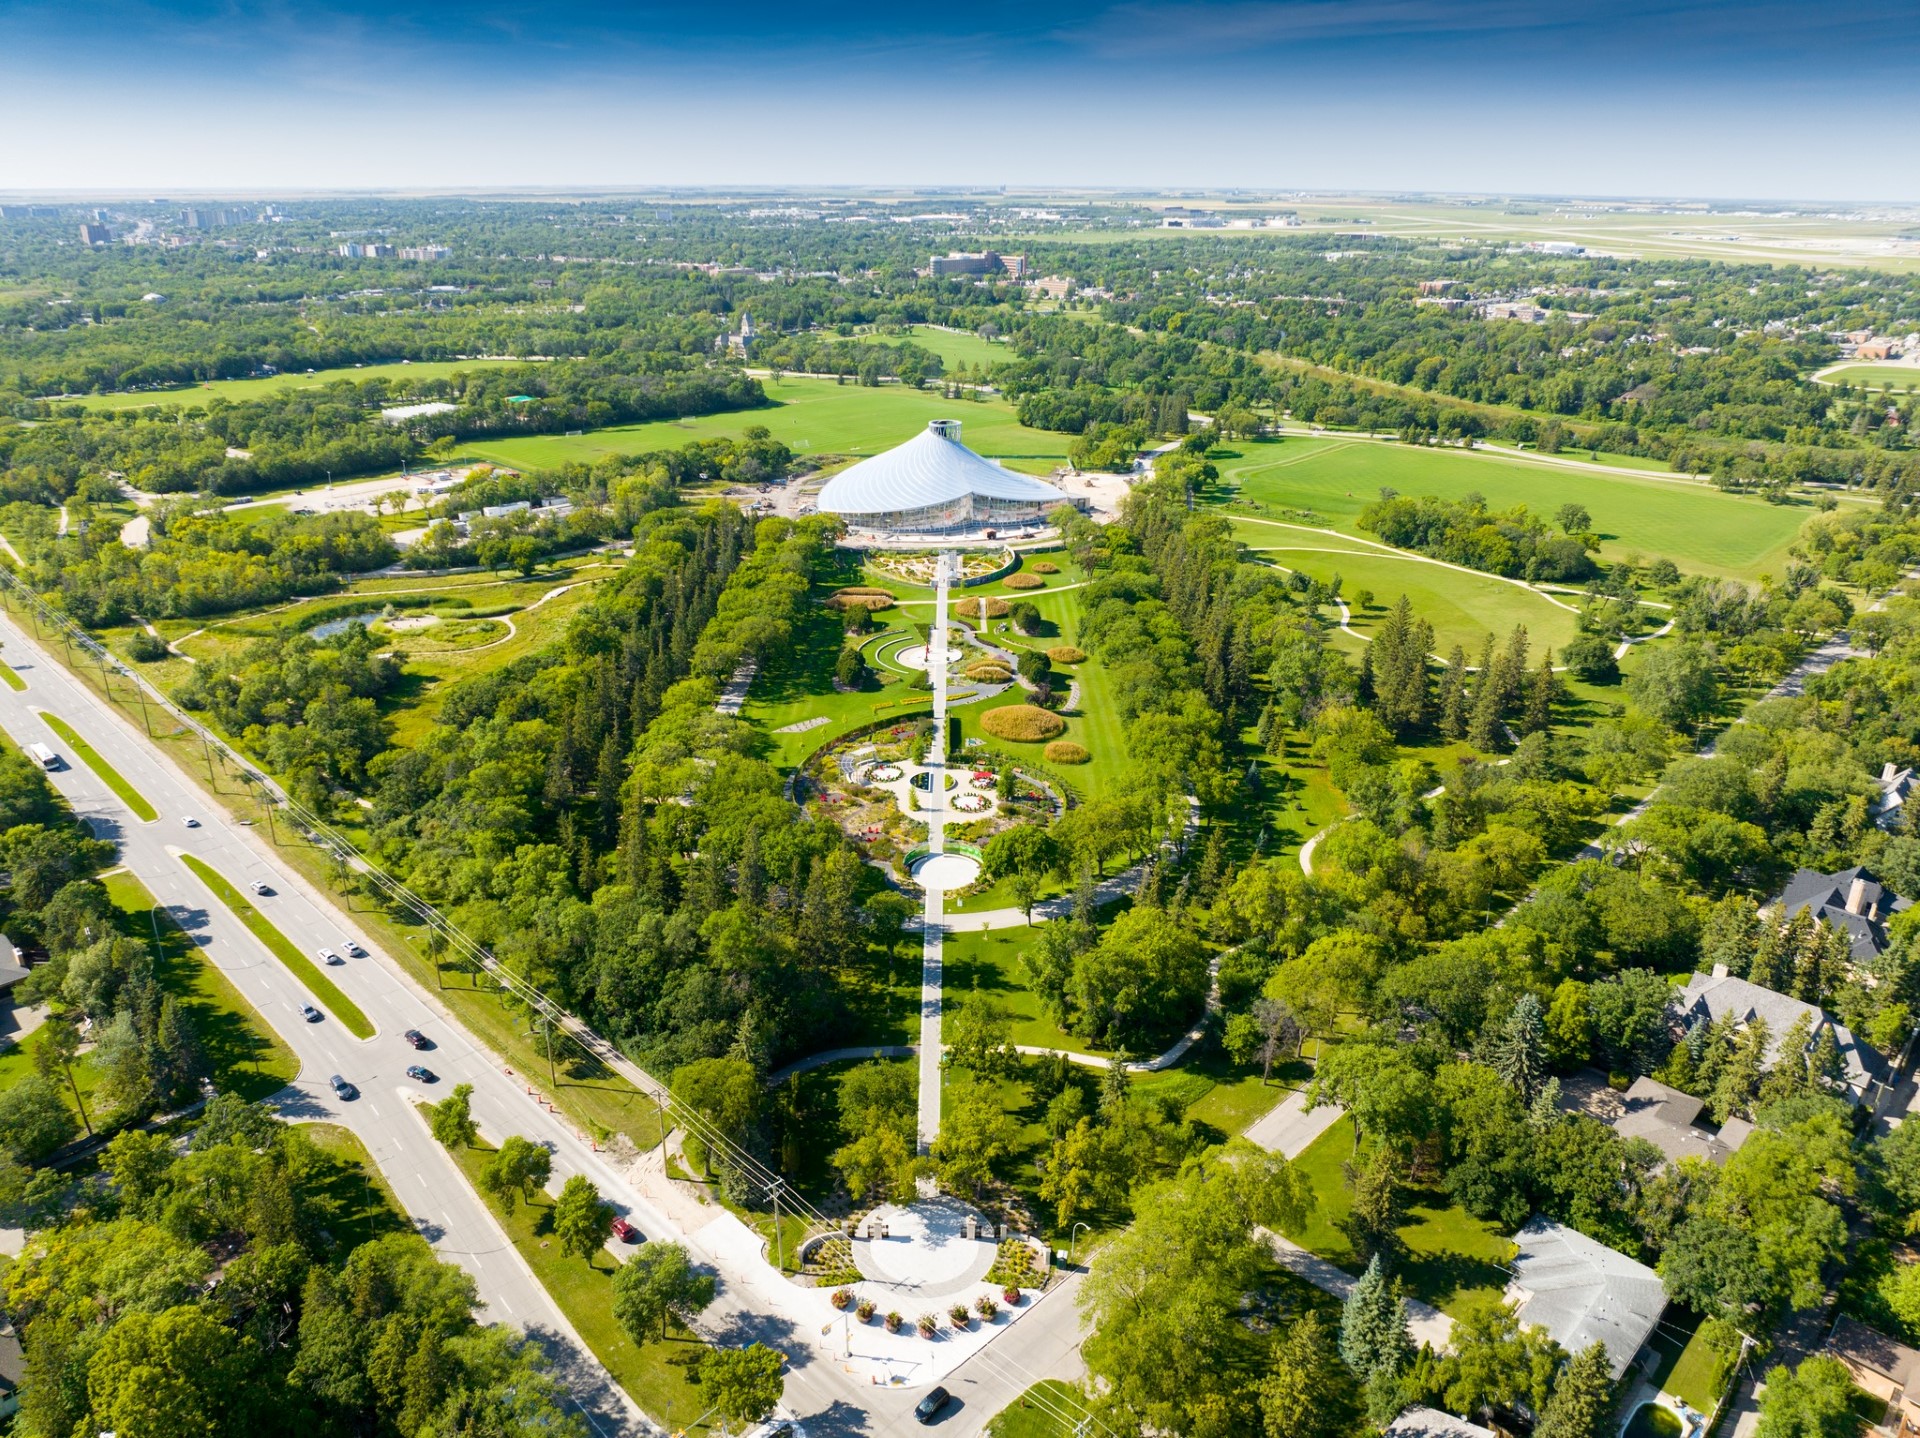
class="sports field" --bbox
[1211,435,1808,582]
[850,324,1014,371]
[61,357,533,411]
[452,375,1073,474]
[1816,363,1920,391]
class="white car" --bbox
[249,879,271,896]
[182,816,200,828]
[342,939,365,957]
[317,948,343,966]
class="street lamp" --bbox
[1068,1222,1090,1266]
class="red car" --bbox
[611,1217,639,1243]
[403,1029,429,1050]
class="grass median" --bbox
[423,1110,714,1432]
[0,662,23,691]
[40,711,158,821]
[180,853,376,1039]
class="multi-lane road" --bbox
[0,608,1089,1438]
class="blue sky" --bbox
[3,1,1914,198]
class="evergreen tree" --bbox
[1345,1149,1405,1262]
[1523,650,1557,735]
[1701,896,1760,977]
[1340,1253,1413,1383]
[1439,645,1469,740]
[1491,993,1549,1104]
[1535,1341,1615,1438]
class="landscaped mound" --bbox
[1044,741,1090,764]
[1029,561,1060,574]
[1002,573,1045,590]
[981,705,1066,742]
[1046,645,1086,665]
[958,597,1011,620]
[827,587,895,612]
[965,661,1013,682]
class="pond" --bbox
[308,612,385,640]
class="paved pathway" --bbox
[713,660,759,716]
[1244,1087,1346,1156]
[917,552,956,1152]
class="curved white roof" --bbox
[817,420,1067,515]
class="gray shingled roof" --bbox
[1612,1076,1751,1167]
[1674,971,1881,1101]
[1775,865,1910,963]
[1383,1408,1496,1438]
[1507,1216,1667,1381]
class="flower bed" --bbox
[951,793,991,813]
[981,705,1066,742]
[986,1237,1043,1290]
[866,763,904,783]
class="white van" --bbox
[27,742,59,771]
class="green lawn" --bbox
[986,1380,1091,1438]
[453,375,1074,475]
[435,1120,714,1431]
[299,1121,410,1252]
[40,711,158,820]
[1281,1116,1514,1318]
[178,854,375,1039]
[101,869,299,1101]
[941,926,1091,1057]
[849,324,1015,373]
[1210,435,1810,583]
[1643,1314,1734,1411]
[1239,532,1585,656]
[58,358,535,411]
[0,660,23,691]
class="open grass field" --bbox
[1282,1115,1515,1318]
[59,358,534,411]
[1241,532,1586,656]
[1817,363,1920,391]
[435,1119,714,1432]
[452,375,1073,475]
[102,869,301,1101]
[883,324,1013,370]
[300,1121,410,1251]
[40,710,159,820]
[942,925,1089,1056]
[180,854,376,1038]
[1210,435,1809,583]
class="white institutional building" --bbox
[815,419,1069,537]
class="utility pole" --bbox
[767,1178,787,1272]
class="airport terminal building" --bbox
[816,420,1070,537]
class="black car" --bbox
[914,1388,951,1424]
[403,1029,430,1050]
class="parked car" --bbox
[318,948,343,966]
[611,1217,639,1243]
[915,1388,951,1424]
[405,1065,436,1083]
[403,1029,429,1049]
[329,1074,357,1100]
[249,879,271,896]
[299,1004,322,1023]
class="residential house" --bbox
[1828,1317,1920,1437]
[1773,865,1910,962]
[1672,970,1882,1106]
[1610,1076,1752,1167]
[1505,1216,1667,1382]
[0,1320,19,1421]
[1877,765,1915,829]
[1383,1408,1497,1438]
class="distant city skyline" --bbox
[3,0,1914,200]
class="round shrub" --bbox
[981,705,1066,742]
[1002,572,1045,590]
[965,661,1013,682]
[1029,560,1060,574]
[126,630,170,663]
[1046,645,1085,665]
[1009,600,1042,634]
[958,597,1011,620]
[827,588,894,612]
[1044,741,1090,764]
